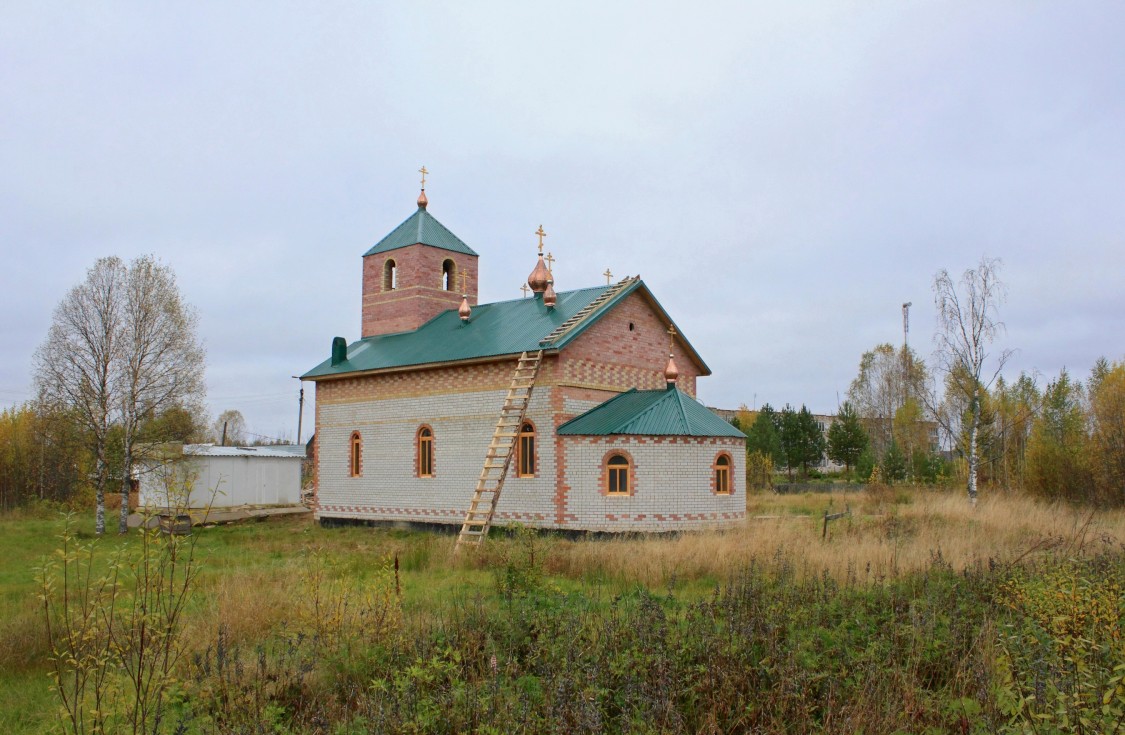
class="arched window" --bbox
[517,422,536,477]
[383,259,397,291]
[349,432,362,477]
[606,453,631,495]
[442,259,456,291]
[417,426,434,478]
[713,453,732,494]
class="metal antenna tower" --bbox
[902,302,911,351]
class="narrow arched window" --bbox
[606,454,631,495]
[442,259,456,291]
[384,259,397,291]
[517,422,536,477]
[417,426,434,478]
[349,432,362,477]
[714,453,732,494]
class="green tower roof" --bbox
[557,387,745,437]
[363,205,478,257]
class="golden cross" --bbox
[545,251,555,273]
[419,165,428,189]
[667,323,677,352]
[459,268,468,294]
[520,283,530,298]
[535,225,546,254]
[603,268,613,285]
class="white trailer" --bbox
[138,444,305,510]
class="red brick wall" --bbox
[361,244,479,337]
[560,291,701,397]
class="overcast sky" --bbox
[2,2,1123,441]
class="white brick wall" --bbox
[561,436,744,532]
[318,387,559,526]
[317,388,745,532]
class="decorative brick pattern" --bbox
[316,384,561,528]
[313,280,742,533]
[362,244,478,337]
[560,291,701,397]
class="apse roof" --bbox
[556,387,745,437]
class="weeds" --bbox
[14,490,1125,734]
[37,511,200,735]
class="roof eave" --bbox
[302,349,559,382]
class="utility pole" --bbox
[292,376,305,445]
[902,302,913,481]
[902,302,912,401]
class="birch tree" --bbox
[116,256,206,533]
[35,257,127,534]
[35,255,205,534]
[932,256,1012,503]
[847,343,929,457]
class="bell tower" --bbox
[361,177,479,338]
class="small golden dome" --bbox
[543,278,557,308]
[417,189,428,209]
[458,295,471,322]
[664,354,679,385]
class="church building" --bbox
[302,182,745,533]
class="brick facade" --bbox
[560,290,701,397]
[315,259,739,532]
[361,244,479,337]
[312,345,744,531]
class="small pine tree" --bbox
[746,404,782,471]
[828,401,868,477]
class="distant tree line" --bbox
[0,400,209,512]
[733,257,1125,507]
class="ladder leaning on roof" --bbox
[455,350,543,549]
[539,275,639,347]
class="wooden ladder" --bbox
[539,275,639,347]
[455,350,543,549]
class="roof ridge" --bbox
[543,276,641,348]
[672,387,692,432]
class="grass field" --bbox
[2,488,1123,733]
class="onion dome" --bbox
[664,353,680,386]
[543,278,557,308]
[458,295,471,322]
[417,189,428,209]
[528,254,550,293]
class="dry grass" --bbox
[544,488,1125,587]
[183,568,300,648]
[0,599,47,673]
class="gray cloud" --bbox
[3,2,1123,437]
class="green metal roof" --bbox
[302,278,711,380]
[305,284,613,378]
[557,387,745,437]
[363,205,478,257]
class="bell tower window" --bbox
[383,259,397,291]
[442,259,456,291]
